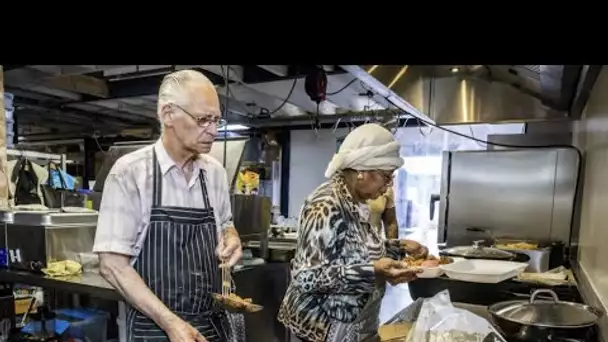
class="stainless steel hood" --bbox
[340,65,600,125]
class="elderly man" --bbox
[93,69,242,342]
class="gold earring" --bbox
[357,173,364,180]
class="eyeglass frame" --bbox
[376,170,395,185]
[168,103,227,129]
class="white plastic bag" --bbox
[407,291,503,342]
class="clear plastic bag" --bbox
[406,291,504,342]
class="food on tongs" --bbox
[212,293,263,313]
[212,259,263,313]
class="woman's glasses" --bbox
[377,170,395,185]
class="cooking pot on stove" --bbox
[488,289,603,341]
[440,240,531,263]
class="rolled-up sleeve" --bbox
[92,172,141,256]
[218,169,234,232]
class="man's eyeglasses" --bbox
[170,103,226,128]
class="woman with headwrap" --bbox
[278,124,429,342]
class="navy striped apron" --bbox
[126,151,232,341]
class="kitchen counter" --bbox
[0,262,293,342]
[0,269,121,301]
[0,261,281,302]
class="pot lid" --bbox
[443,240,514,259]
[492,290,601,328]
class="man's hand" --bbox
[166,318,207,342]
[216,227,242,267]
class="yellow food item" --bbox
[378,322,413,341]
[42,260,82,277]
[236,169,260,195]
[496,242,538,250]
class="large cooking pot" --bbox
[488,289,603,341]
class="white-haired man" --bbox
[93,69,242,342]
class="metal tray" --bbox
[0,210,14,224]
[11,212,98,226]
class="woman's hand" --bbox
[399,240,429,259]
[373,258,421,284]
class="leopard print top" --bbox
[278,174,401,342]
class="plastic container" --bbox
[439,259,528,284]
[5,108,13,121]
[6,118,14,134]
[415,258,464,279]
[416,266,444,278]
[6,132,14,149]
[55,307,109,342]
[3,93,14,110]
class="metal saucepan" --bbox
[488,289,603,341]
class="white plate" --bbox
[414,257,465,279]
[416,266,444,278]
[439,259,528,284]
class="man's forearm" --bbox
[99,254,179,331]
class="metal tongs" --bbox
[221,257,232,298]
[212,241,263,313]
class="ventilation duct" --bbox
[340,65,599,125]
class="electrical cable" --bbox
[261,70,300,116]
[326,78,358,96]
[222,66,229,168]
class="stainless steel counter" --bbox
[0,262,293,342]
[0,269,120,301]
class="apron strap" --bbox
[198,169,211,209]
[152,150,163,207]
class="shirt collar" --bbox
[154,139,204,175]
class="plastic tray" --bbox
[414,257,465,279]
[439,259,528,284]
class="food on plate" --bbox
[404,255,453,268]
[378,322,413,341]
[495,241,538,250]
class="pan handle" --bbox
[530,289,559,303]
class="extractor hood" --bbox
[340,65,601,125]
